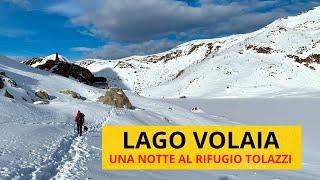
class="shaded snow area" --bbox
[1,6,320,180]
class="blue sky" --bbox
[0,0,319,60]
[0,1,103,59]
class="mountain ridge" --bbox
[20,7,320,98]
[74,6,320,98]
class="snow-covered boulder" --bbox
[97,87,132,109]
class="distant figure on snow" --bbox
[74,110,85,136]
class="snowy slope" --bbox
[78,7,320,98]
[1,55,320,179]
[0,55,216,179]
[77,36,243,92]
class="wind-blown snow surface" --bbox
[78,7,320,98]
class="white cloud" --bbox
[47,0,320,43]
[51,0,320,59]
[10,0,319,59]
[47,0,247,41]
[75,39,180,60]
[70,47,93,52]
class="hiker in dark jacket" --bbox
[74,111,85,136]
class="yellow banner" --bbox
[102,126,301,170]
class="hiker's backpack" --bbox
[78,113,85,124]
[74,112,80,123]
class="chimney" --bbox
[55,52,59,61]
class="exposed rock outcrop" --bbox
[0,77,3,89]
[188,43,205,55]
[287,54,320,69]
[8,79,17,87]
[175,69,185,79]
[60,90,82,99]
[35,90,49,100]
[23,54,107,85]
[246,45,274,54]
[22,57,44,66]
[38,60,96,84]
[97,87,132,109]
[4,90,14,99]
[0,71,6,77]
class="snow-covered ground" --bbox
[1,54,320,179]
[0,56,214,179]
[87,98,320,180]
[1,6,320,180]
